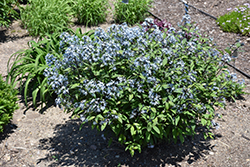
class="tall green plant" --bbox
[0,74,19,133]
[0,0,19,27]
[7,33,62,108]
[20,0,74,37]
[114,0,152,25]
[72,0,110,26]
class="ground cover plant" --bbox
[0,0,19,27]
[217,3,250,36]
[0,74,19,133]
[72,0,110,26]
[114,0,153,25]
[20,0,74,37]
[44,15,245,156]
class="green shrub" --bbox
[44,19,245,156]
[72,0,110,26]
[114,0,152,25]
[0,74,19,133]
[20,0,74,37]
[217,3,250,36]
[0,0,19,27]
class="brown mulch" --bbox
[0,0,250,166]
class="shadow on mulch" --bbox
[0,123,17,143]
[37,119,221,167]
[0,29,29,43]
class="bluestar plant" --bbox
[44,18,245,156]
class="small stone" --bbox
[3,154,11,161]
[209,151,214,155]
[90,145,97,150]
[115,155,120,158]
[246,159,250,162]
[246,38,250,43]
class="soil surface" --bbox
[0,0,250,166]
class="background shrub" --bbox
[217,3,250,36]
[20,0,74,37]
[114,0,152,25]
[44,20,245,156]
[0,74,19,133]
[0,0,19,27]
[72,0,110,26]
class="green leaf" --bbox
[130,126,136,136]
[162,58,168,66]
[165,102,169,111]
[129,94,134,101]
[152,125,160,134]
[175,115,180,126]
[201,118,207,126]
[101,122,107,131]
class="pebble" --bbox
[246,38,250,43]
[209,151,214,155]
[3,154,11,161]
[115,155,120,158]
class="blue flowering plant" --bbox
[44,17,245,156]
[217,3,250,36]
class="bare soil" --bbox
[0,0,250,166]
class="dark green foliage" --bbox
[114,0,152,25]
[0,74,19,133]
[73,0,110,26]
[0,0,19,27]
[20,0,74,37]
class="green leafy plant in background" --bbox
[72,0,110,26]
[20,0,74,37]
[0,0,19,27]
[44,19,245,156]
[217,3,250,36]
[114,0,152,25]
[0,74,19,133]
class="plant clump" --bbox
[217,3,250,36]
[44,16,245,156]
[20,0,74,37]
[72,0,110,26]
[114,0,153,25]
[0,0,19,27]
[0,74,19,133]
